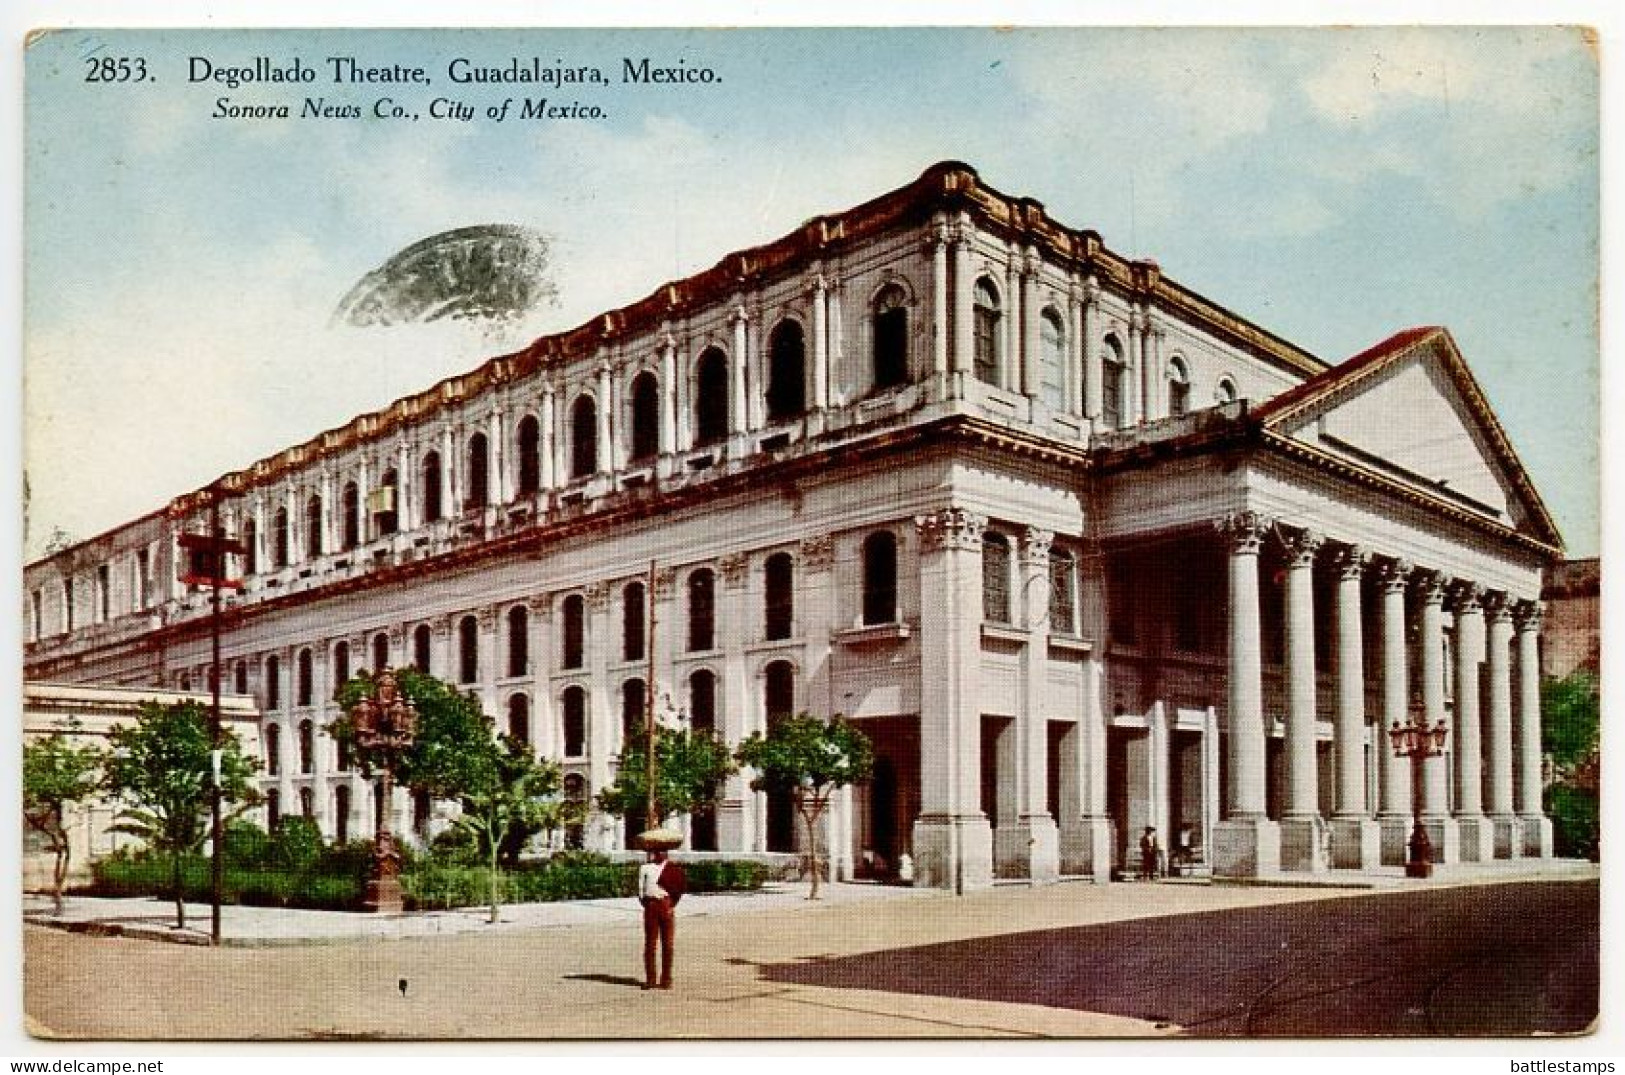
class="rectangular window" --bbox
[982,535,1012,624]
[30,589,41,642]
[63,578,75,633]
[137,548,151,608]
[96,565,111,623]
[1102,363,1123,429]
[1049,552,1077,635]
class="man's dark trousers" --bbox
[643,897,675,987]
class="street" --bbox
[23,877,1597,1040]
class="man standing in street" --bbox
[638,847,686,990]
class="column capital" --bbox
[729,303,751,326]
[1448,580,1486,616]
[432,616,453,640]
[652,568,678,601]
[915,507,987,552]
[1513,599,1544,632]
[387,625,405,647]
[476,605,499,631]
[583,581,611,613]
[1216,511,1273,555]
[1414,569,1450,606]
[1332,545,1371,581]
[1278,527,1325,568]
[718,552,750,586]
[1376,557,1414,592]
[1483,590,1514,624]
[1020,526,1053,565]
[526,593,553,616]
[800,533,835,571]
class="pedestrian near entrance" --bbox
[1139,826,1160,881]
[638,849,686,989]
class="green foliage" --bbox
[269,816,325,871]
[597,725,737,824]
[23,722,104,911]
[1543,671,1600,775]
[100,700,262,928]
[1546,784,1599,861]
[735,715,874,796]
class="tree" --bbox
[23,722,104,913]
[597,725,737,834]
[1542,671,1600,859]
[332,669,566,923]
[736,715,873,900]
[102,701,261,928]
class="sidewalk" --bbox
[23,857,1597,947]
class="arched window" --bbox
[507,604,529,677]
[982,532,1012,624]
[334,785,351,844]
[694,348,730,446]
[377,468,400,535]
[689,669,717,735]
[241,518,258,576]
[265,655,281,711]
[562,594,585,670]
[872,285,909,390]
[973,278,1002,386]
[335,729,351,772]
[265,723,281,777]
[765,552,794,641]
[562,686,587,757]
[296,648,314,707]
[458,615,479,684]
[630,372,660,463]
[516,415,541,497]
[623,582,646,662]
[300,787,314,819]
[422,451,443,523]
[298,719,314,775]
[233,660,248,696]
[341,482,360,550]
[372,632,389,673]
[688,569,716,652]
[266,788,281,832]
[766,320,806,421]
[862,531,898,625]
[621,678,646,748]
[178,671,190,693]
[466,432,490,510]
[764,660,796,721]
[413,623,432,673]
[508,694,530,746]
[272,507,290,569]
[1102,335,1126,429]
[333,641,351,690]
[1216,376,1238,406]
[570,394,598,480]
[1040,308,1066,410]
[305,495,323,560]
[1050,548,1078,635]
[563,774,587,850]
[1167,357,1190,418]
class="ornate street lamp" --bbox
[350,670,417,913]
[1388,707,1449,879]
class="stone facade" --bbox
[23,162,1563,886]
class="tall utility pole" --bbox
[644,559,658,829]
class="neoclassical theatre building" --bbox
[24,162,1561,888]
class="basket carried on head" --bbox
[635,827,684,851]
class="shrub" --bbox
[270,817,325,871]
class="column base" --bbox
[1331,816,1384,870]
[912,813,994,893]
[1421,815,1461,865]
[993,814,1060,883]
[1060,815,1116,882]
[1212,816,1281,878]
[1280,815,1330,872]
[1492,814,1523,860]
[1456,815,1495,862]
[1378,813,1413,867]
[1521,814,1554,859]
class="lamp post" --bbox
[1388,707,1449,878]
[351,670,417,913]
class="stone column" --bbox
[1212,511,1279,876]
[595,364,613,476]
[1514,602,1553,857]
[355,456,370,545]
[931,220,950,387]
[1485,594,1519,858]
[1451,582,1492,861]
[1004,246,1022,391]
[912,507,994,891]
[489,405,507,506]
[1124,308,1143,425]
[395,440,414,532]
[1143,314,1163,421]
[1376,559,1413,863]
[1003,526,1059,881]
[811,273,830,413]
[318,468,334,557]
[1280,527,1327,872]
[440,426,457,516]
[658,335,677,459]
[1081,277,1102,429]
[1417,571,1460,863]
[1066,278,1084,419]
[1331,546,1381,868]
[729,306,749,440]
[1021,249,1041,400]
[583,582,615,850]
[537,383,556,493]
[951,216,974,397]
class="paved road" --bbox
[760,879,1599,1037]
[23,877,1596,1040]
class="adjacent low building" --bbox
[23,162,1561,888]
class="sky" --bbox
[21,24,1600,559]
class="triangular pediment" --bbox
[1254,328,1562,549]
